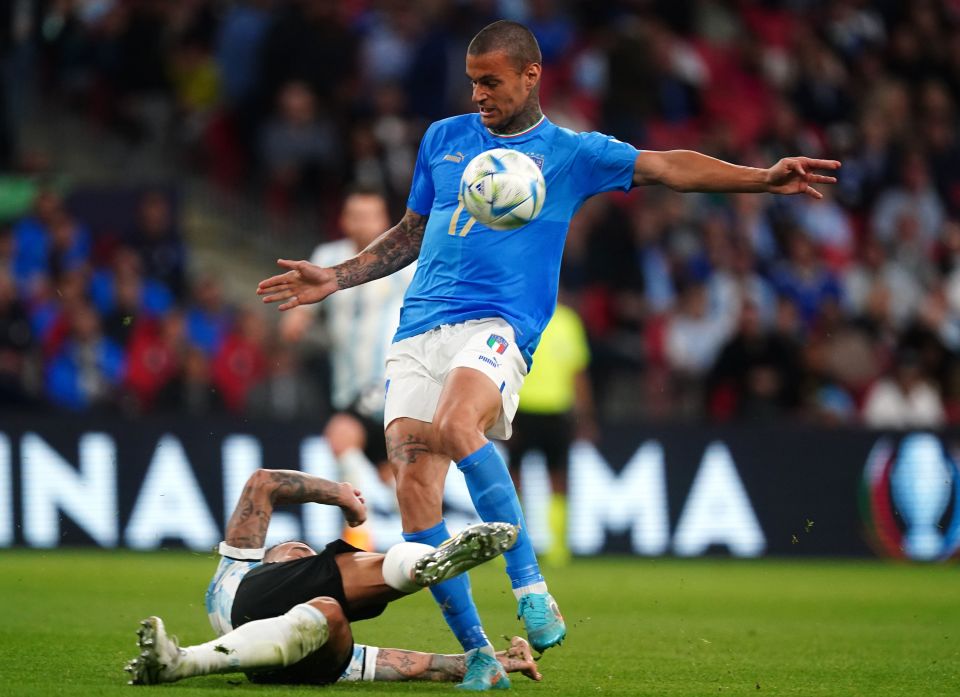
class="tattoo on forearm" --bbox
[334,210,427,290]
[385,432,432,465]
[224,470,342,549]
[266,470,341,506]
[224,484,272,548]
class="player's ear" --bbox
[524,62,541,89]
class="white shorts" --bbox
[384,318,528,440]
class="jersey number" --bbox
[447,200,478,237]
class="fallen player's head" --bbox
[263,540,317,563]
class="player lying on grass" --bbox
[125,468,540,686]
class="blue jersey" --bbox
[398,114,638,367]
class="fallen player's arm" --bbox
[633,150,840,199]
[372,637,542,683]
[257,209,427,311]
[224,469,366,549]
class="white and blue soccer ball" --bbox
[459,148,546,231]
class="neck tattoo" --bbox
[490,102,543,136]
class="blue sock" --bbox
[402,520,489,651]
[457,442,544,589]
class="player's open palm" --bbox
[765,157,840,199]
[257,259,338,311]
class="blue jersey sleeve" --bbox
[406,125,437,215]
[577,131,639,198]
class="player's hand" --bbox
[499,636,542,681]
[764,157,840,199]
[337,482,367,527]
[257,259,338,311]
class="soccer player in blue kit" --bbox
[258,20,840,691]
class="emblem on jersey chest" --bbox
[525,153,545,170]
[443,152,466,163]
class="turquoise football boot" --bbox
[517,592,566,653]
[456,648,511,691]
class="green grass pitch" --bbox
[1,550,957,696]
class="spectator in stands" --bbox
[770,228,843,329]
[215,0,271,113]
[12,187,90,297]
[260,81,340,216]
[791,186,855,271]
[843,237,921,333]
[0,269,36,407]
[726,240,777,328]
[871,151,945,253]
[185,275,232,357]
[90,246,174,346]
[245,342,321,420]
[707,299,801,421]
[256,0,357,112]
[210,0,273,186]
[28,266,90,360]
[45,300,125,411]
[212,306,268,413]
[155,345,224,416]
[124,310,187,413]
[126,190,188,299]
[730,192,778,264]
[666,276,734,415]
[862,348,946,429]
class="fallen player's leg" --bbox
[127,610,541,687]
[126,599,340,685]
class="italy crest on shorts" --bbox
[487,334,509,354]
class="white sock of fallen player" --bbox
[381,541,435,592]
[171,603,328,679]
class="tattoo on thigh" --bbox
[386,433,431,465]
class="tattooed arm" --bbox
[256,209,428,311]
[224,469,366,549]
[371,637,542,683]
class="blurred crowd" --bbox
[0,183,327,417]
[2,0,960,428]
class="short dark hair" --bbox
[467,20,542,71]
[263,539,299,563]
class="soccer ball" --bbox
[459,148,546,231]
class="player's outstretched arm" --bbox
[224,469,367,549]
[633,150,840,199]
[257,209,428,311]
[370,637,542,682]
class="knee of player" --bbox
[305,596,347,625]
[434,411,482,460]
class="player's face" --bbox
[341,194,390,248]
[466,51,540,130]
